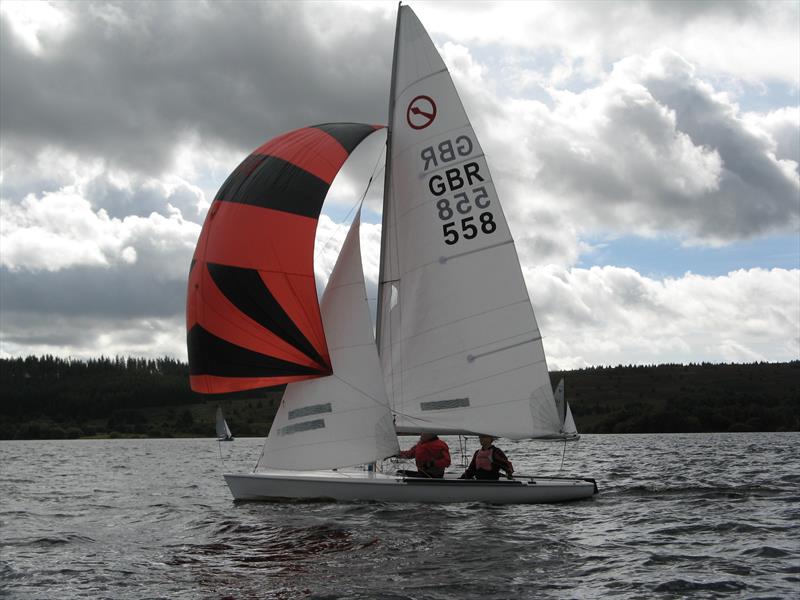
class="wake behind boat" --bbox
[186,4,598,504]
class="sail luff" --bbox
[376,3,403,351]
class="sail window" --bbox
[288,403,332,420]
[420,398,470,411]
[278,419,326,436]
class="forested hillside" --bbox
[0,356,797,439]
[552,362,799,433]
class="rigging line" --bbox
[559,437,567,472]
[390,409,441,426]
[314,144,387,262]
[328,373,394,411]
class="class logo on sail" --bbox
[406,95,437,129]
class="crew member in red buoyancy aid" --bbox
[396,433,451,478]
[459,435,514,480]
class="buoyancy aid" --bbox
[475,448,494,471]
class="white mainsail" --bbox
[257,210,399,470]
[377,6,561,439]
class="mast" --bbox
[375,3,402,350]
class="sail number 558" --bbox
[435,186,496,245]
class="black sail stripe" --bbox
[187,325,326,378]
[207,262,329,370]
[214,154,330,219]
[313,123,380,154]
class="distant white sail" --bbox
[257,210,400,470]
[563,402,578,438]
[551,378,579,439]
[553,379,566,424]
[216,406,233,441]
[377,6,561,439]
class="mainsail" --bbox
[257,210,400,470]
[377,6,561,439]
[187,123,382,394]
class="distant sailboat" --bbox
[553,379,580,440]
[186,4,597,503]
[215,407,234,442]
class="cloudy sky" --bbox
[1,0,798,369]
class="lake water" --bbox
[1,433,798,599]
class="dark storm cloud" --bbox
[0,264,184,319]
[0,2,392,175]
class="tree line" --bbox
[0,355,797,439]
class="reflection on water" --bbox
[1,433,798,599]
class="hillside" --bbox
[0,356,797,439]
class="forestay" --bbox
[257,211,400,471]
[377,6,560,439]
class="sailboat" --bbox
[215,406,234,442]
[186,5,597,503]
[551,379,580,441]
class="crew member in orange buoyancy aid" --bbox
[396,433,451,478]
[459,435,514,480]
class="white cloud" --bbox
[0,1,797,365]
[1,185,200,274]
[0,0,71,55]
[527,265,800,369]
[415,0,800,87]
[447,44,798,250]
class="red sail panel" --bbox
[187,123,382,394]
[203,202,315,275]
[193,263,321,369]
[190,374,315,395]
[259,271,330,368]
[253,127,349,184]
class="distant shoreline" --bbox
[1,356,797,439]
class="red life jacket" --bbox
[475,448,493,471]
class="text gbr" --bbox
[420,136,497,246]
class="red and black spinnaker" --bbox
[187,123,382,394]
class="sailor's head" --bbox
[419,432,436,442]
[478,434,496,447]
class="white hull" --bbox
[224,470,597,504]
[533,433,581,442]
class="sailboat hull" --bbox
[224,470,597,504]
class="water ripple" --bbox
[0,433,797,599]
